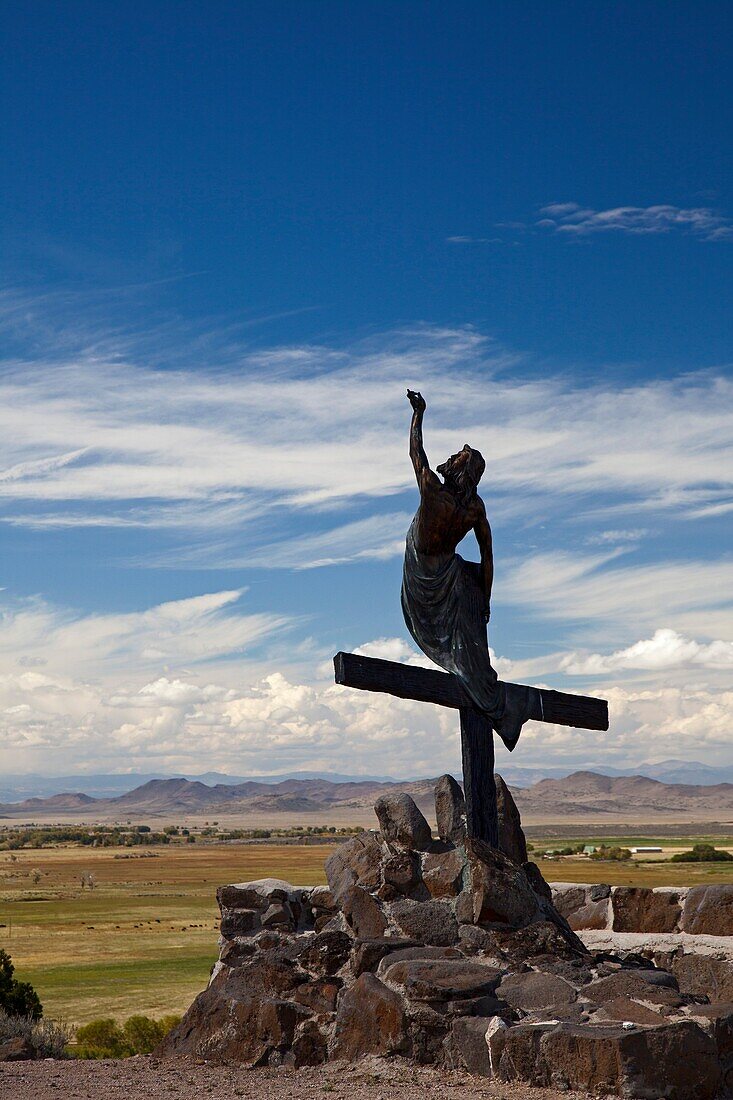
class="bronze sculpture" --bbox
[402,389,531,750]
[332,392,607,844]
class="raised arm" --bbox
[473,506,494,623]
[406,390,439,490]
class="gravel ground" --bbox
[0,1055,590,1100]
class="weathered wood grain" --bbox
[459,706,498,846]
[333,652,608,731]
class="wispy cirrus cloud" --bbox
[537,202,733,240]
[0,293,731,579]
[502,549,733,640]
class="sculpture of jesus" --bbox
[401,389,532,750]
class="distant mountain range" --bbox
[2,768,733,821]
[1,758,732,805]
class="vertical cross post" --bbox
[459,707,498,846]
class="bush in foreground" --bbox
[75,1014,181,1058]
[0,949,43,1020]
[0,1009,70,1058]
[671,843,733,863]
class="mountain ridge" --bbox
[3,770,733,820]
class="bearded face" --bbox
[437,444,485,504]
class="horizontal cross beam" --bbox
[333,651,608,732]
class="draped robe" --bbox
[401,516,530,750]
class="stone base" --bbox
[160,776,732,1099]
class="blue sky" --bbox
[1,2,732,779]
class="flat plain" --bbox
[3,835,733,1026]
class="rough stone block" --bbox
[324,833,383,900]
[389,897,459,946]
[340,885,388,939]
[293,977,342,1014]
[434,774,466,844]
[496,774,528,865]
[383,851,423,896]
[218,879,295,911]
[463,837,539,928]
[582,969,682,1010]
[595,995,667,1026]
[291,1018,329,1066]
[219,907,260,937]
[298,930,353,976]
[544,1020,720,1100]
[422,845,465,898]
[682,885,733,936]
[350,938,419,977]
[498,1019,721,1098]
[612,887,682,933]
[670,953,733,1001]
[380,957,502,1001]
[330,973,409,1059]
[448,1016,493,1076]
[496,971,577,1011]
[374,792,432,851]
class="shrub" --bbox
[0,1009,70,1057]
[671,843,733,863]
[0,950,43,1019]
[75,1014,181,1058]
[589,846,632,862]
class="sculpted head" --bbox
[437,444,485,504]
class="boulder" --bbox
[210,954,307,1002]
[291,1018,329,1066]
[422,845,465,898]
[612,887,682,933]
[522,861,552,902]
[261,902,295,931]
[682,885,733,936]
[686,1003,733,1092]
[496,971,577,1011]
[0,1037,35,1062]
[434,774,466,844]
[495,774,528,865]
[382,851,423,896]
[325,832,382,901]
[380,957,502,1001]
[293,977,342,1013]
[309,885,337,912]
[582,969,683,1010]
[218,879,297,910]
[461,837,539,927]
[447,1016,493,1076]
[339,885,387,939]
[595,995,667,1026]
[498,1019,721,1098]
[159,987,308,1064]
[389,897,459,946]
[350,938,419,977]
[669,953,733,1002]
[374,792,432,851]
[551,883,609,930]
[330,972,409,1059]
[376,945,464,974]
[298,930,353,976]
[219,908,261,937]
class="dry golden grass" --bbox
[0,843,333,1026]
[3,837,733,1028]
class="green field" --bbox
[0,843,332,1026]
[3,836,733,1028]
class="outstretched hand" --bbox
[407,389,426,413]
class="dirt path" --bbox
[1,1055,589,1100]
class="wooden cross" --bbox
[333,652,608,847]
